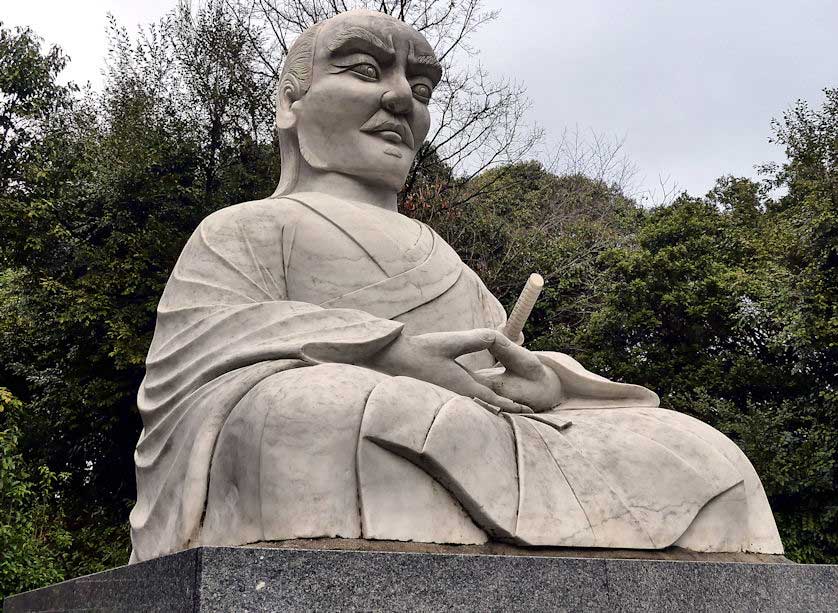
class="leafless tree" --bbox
[546,126,640,195]
[221,0,541,204]
[544,125,681,207]
[636,173,681,207]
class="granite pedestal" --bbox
[5,545,837,612]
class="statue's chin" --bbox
[357,170,409,193]
[299,136,411,194]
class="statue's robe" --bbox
[130,192,782,562]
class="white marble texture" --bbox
[129,9,783,562]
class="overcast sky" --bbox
[5,0,836,198]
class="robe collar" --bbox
[281,192,464,320]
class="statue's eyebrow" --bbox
[408,48,443,86]
[327,26,396,64]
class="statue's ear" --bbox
[276,81,299,130]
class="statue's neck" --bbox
[292,165,398,212]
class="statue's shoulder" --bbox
[197,197,309,235]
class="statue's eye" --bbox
[350,63,379,80]
[412,83,432,103]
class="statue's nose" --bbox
[380,84,412,115]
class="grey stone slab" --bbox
[4,548,198,612]
[603,557,838,613]
[198,547,609,612]
[5,546,838,612]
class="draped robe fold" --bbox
[130,192,782,562]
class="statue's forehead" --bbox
[317,12,436,59]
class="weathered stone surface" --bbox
[6,546,837,612]
[129,8,783,563]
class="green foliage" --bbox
[765,89,838,400]
[0,4,276,588]
[567,186,836,562]
[0,388,71,599]
[545,94,838,561]
[404,160,643,351]
[0,22,73,193]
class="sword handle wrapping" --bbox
[503,273,544,343]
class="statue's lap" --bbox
[199,363,769,551]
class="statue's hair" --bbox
[272,23,323,197]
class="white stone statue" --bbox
[129,9,783,562]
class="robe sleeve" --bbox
[537,352,660,409]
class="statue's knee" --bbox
[242,364,388,416]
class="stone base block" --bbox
[5,545,837,612]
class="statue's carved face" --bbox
[290,12,442,191]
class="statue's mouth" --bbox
[361,118,414,150]
[377,130,404,144]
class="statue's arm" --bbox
[361,329,532,413]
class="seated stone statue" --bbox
[129,9,783,562]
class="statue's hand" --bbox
[365,329,532,414]
[476,335,562,412]
[495,323,524,346]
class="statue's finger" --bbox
[469,371,496,389]
[487,334,543,377]
[472,396,533,415]
[468,366,507,390]
[501,403,535,414]
[473,387,532,414]
[472,397,502,415]
[454,373,530,414]
[423,328,499,357]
